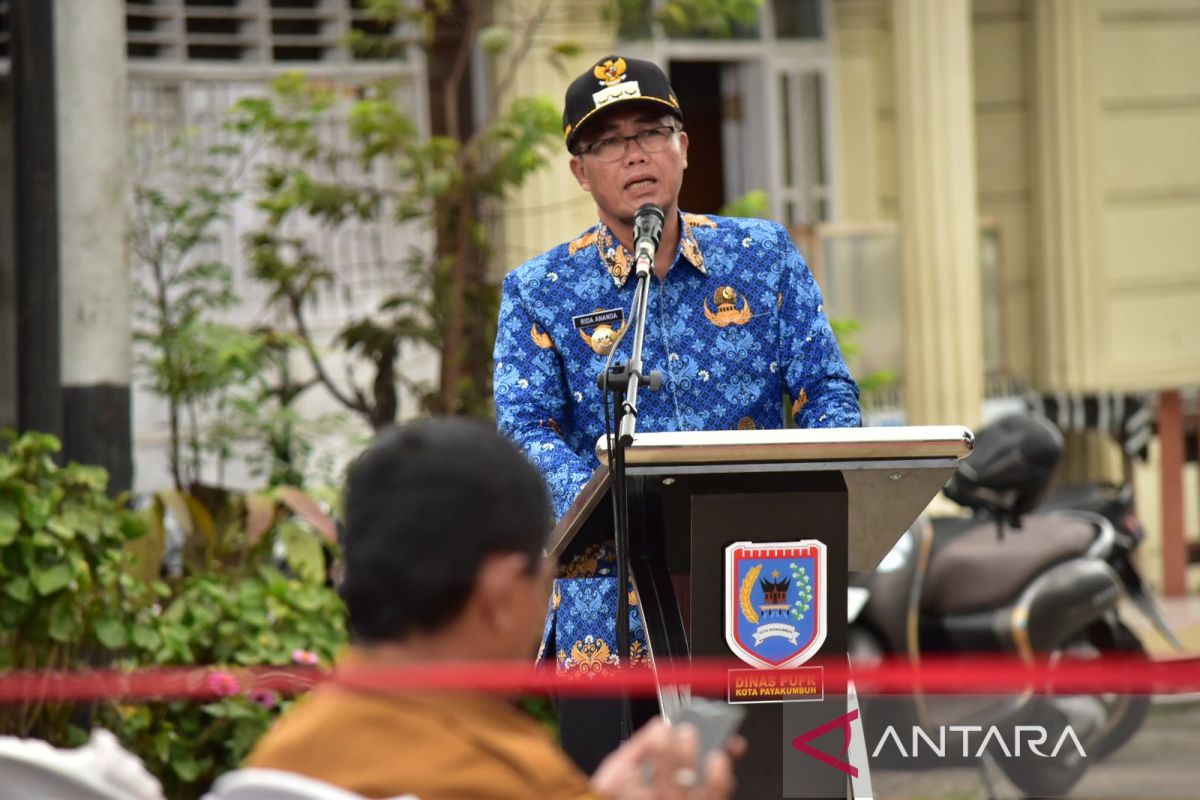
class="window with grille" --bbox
[124,0,407,64]
[1,1,407,70]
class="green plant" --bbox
[720,189,771,219]
[608,0,763,39]
[109,480,345,798]
[130,137,270,490]
[1,430,348,797]
[107,564,345,798]
[228,54,562,421]
[0,431,149,741]
[828,317,899,395]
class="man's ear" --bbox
[678,130,689,170]
[473,552,533,632]
[569,155,591,192]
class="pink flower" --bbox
[246,689,278,710]
[206,671,240,697]
[291,649,320,666]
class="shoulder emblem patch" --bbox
[530,323,555,350]
[569,230,598,255]
[792,390,809,417]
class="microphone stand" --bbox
[598,251,660,743]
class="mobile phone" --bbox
[671,698,746,767]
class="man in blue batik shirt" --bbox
[493,55,860,689]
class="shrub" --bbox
[0,430,348,798]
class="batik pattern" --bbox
[538,576,650,675]
[494,212,861,519]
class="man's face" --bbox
[569,105,689,229]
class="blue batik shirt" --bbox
[494,212,861,520]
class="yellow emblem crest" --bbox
[792,389,809,417]
[530,323,554,349]
[703,286,753,327]
[739,564,762,624]
[593,57,627,87]
[569,230,597,255]
[580,322,621,356]
[569,636,614,674]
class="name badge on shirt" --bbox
[572,308,624,330]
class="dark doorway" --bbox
[670,61,726,216]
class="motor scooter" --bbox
[848,413,1179,797]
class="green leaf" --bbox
[45,517,76,541]
[172,749,203,783]
[719,189,770,219]
[550,41,582,58]
[19,490,55,529]
[31,562,73,595]
[119,510,148,542]
[48,594,79,642]
[130,624,162,653]
[60,463,109,492]
[0,507,19,545]
[4,575,33,603]
[479,25,514,55]
[94,615,129,649]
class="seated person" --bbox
[248,417,738,800]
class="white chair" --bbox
[204,768,420,800]
[0,728,165,799]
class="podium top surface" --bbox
[596,425,973,467]
[555,425,975,569]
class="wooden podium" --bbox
[549,426,974,800]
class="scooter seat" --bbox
[920,514,1098,616]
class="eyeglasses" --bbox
[576,125,679,162]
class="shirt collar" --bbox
[594,211,709,288]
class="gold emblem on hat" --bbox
[703,286,753,327]
[530,323,555,350]
[594,57,628,87]
[580,322,621,356]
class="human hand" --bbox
[589,717,738,800]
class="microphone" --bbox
[632,203,665,278]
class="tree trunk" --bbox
[426,0,486,415]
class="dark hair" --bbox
[340,417,553,643]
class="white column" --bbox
[1029,0,1107,392]
[832,0,885,222]
[891,0,984,426]
[55,0,130,390]
[55,0,132,488]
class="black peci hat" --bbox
[563,55,683,153]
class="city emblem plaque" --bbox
[725,541,827,670]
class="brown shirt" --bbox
[248,678,595,800]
